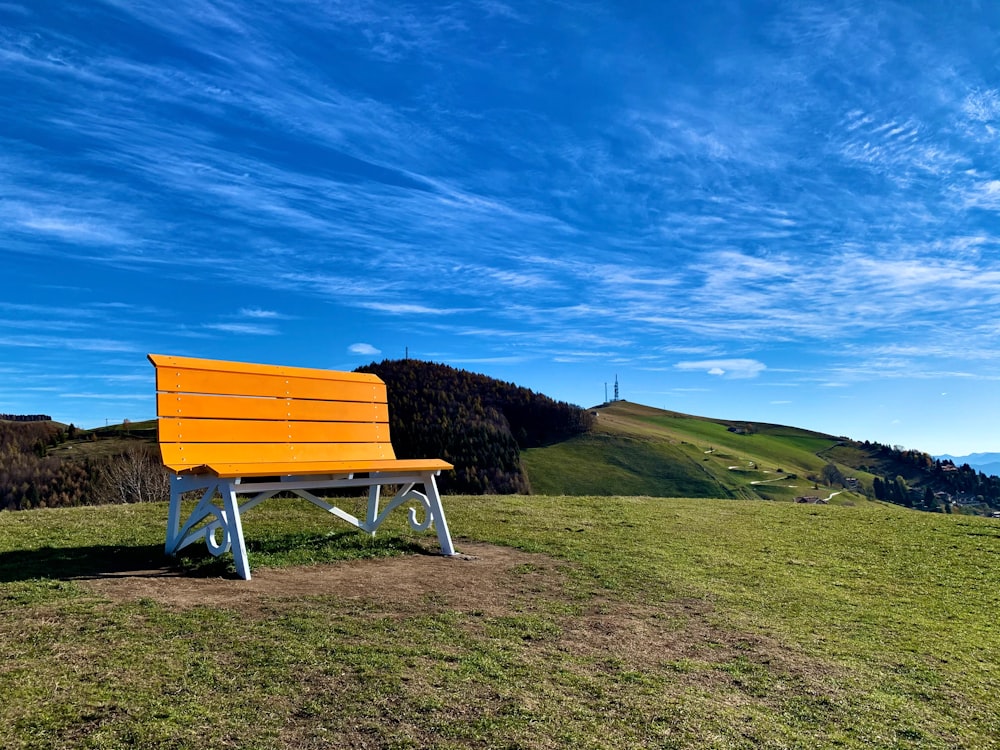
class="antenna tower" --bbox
[614,375,619,402]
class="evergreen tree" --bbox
[872,477,884,500]
[896,476,911,507]
[923,487,937,511]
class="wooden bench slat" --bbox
[159,440,398,469]
[156,393,390,422]
[156,418,390,445]
[156,368,387,402]
[177,458,454,478]
[148,353,384,384]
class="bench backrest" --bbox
[149,353,396,472]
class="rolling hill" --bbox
[522,400,1000,514]
[522,400,855,502]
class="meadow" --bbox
[1,494,998,748]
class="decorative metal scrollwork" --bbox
[203,506,233,556]
[401,488,434,532]
[370,487,434,533]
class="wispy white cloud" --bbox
[18,214,129,244]
[203,323,279,336]
[0,335,137,352]
[359,302,470,316]
[349,343,381,355]
[960,179,1000,210]
[58,392,148,400]
[962,88,1000,121]
[675,359,767,379]
[0,318,93,332]
[239,308,289,319]
[959,88,1000,143]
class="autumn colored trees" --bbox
[0,420,94,509]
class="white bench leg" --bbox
[222,483,251,580]
[166,474,216,555]
[365,484,381,536]
[165,478,183,555]
[167,477,252,579]
[423,472,455,556]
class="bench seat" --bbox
[149,353,456,579]
[170,458,455,479]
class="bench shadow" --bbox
[0,543,175,583]
[0,530,435,584]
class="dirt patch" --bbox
[80,541,566,614]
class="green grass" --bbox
[523,432,728,498]
[1,496,999,748]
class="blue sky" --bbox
[3,0,1000,456]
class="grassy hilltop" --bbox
[1,494,998,748]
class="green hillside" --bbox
[524,401,860,502]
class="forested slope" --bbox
[356,359,592,493]
[0,420,96,509]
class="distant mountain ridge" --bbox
[936,453,1000,477]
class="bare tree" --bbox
[821,462,845,487]
[96,443,169,504]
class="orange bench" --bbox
[149,353,455,579]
